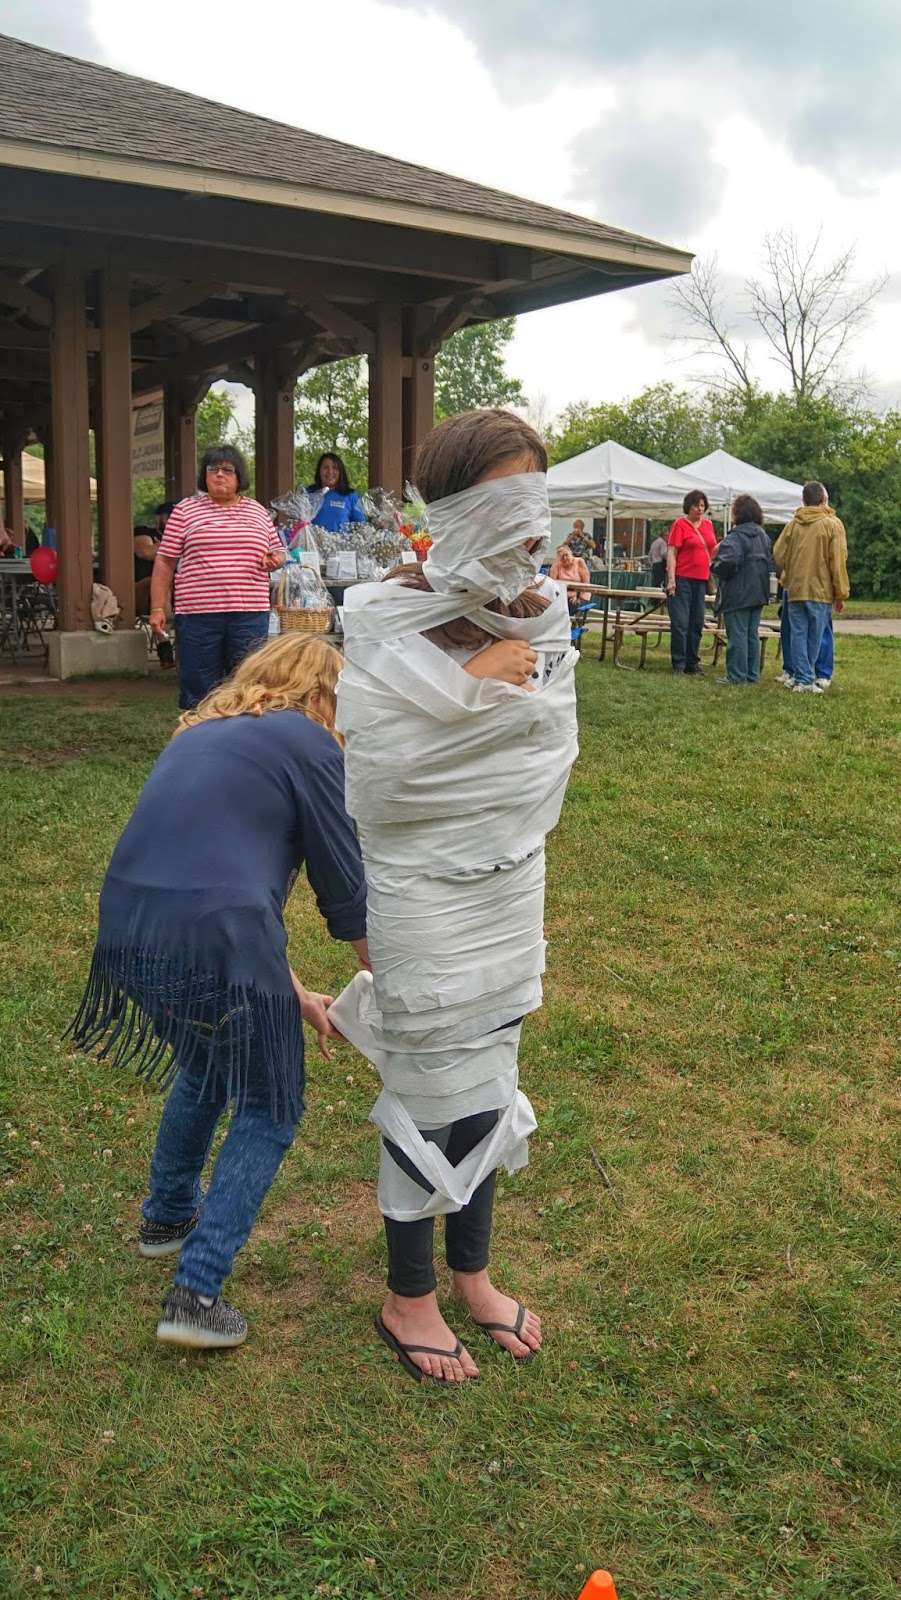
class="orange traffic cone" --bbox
[577,1573,619,1600]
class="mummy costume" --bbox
[329,473,578,1225]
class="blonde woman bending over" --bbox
[69,636,369,1349]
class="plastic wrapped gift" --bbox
[271,487,326,553]
[308,517,408,581]
[271,561,334,633]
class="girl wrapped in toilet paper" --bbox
[330,409,578,1381]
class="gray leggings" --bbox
[382,1108,500,1296]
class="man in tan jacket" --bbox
[773,482,849,693]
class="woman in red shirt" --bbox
[666,489,717,674]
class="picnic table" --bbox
[564,582,718,666]
[0,558,55,664]
[565,581,781,671]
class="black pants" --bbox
[651,559,666,588]
[667,577,707,672]
[383,1109,500,1297]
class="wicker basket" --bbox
[276,606,332,633]
[274,569,332,634]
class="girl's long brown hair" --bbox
[173,635,343,740]
[385,408,551,651]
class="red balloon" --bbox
[29,546,58,584]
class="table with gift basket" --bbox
[266,483,431,642]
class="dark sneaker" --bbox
[138,1212,200,1258]
[156,1285,247,1349]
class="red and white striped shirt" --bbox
[158,494,281,614]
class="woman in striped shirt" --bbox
[150,444,284,709]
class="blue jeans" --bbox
[787,601,831,687]
[174,611,270,710]
[724,606,763,682]
[668,577,708,672]
[781,602,833,680]
[142,1045,301,1299]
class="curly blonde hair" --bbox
[173,634,342,740]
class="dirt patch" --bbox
[259,1179,378,1245]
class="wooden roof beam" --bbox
[0,171,500,283]
[292,296,375,355]
[130,279,227,332]
[0,267,52,325]
[132,308,322,394]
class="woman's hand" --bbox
[290,972,343,1060]
[351,936,372,971]
[261,549,285,572]
[464,639,538,689]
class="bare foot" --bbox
[452,1269,542,1358]
[380,1291,480,1382]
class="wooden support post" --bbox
[254,351,297,506]
[164,380,201,502]
[368,304,403,492]
[402,307,436,487]
[97,264,135,625]
[49,259,93,631]
[1,432,25,541]
[41,431,55,529]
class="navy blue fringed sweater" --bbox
[68,710,367,1118]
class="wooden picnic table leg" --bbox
[599,596,610,662]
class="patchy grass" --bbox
[1,638,899,1600]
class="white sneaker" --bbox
[815,677,832,689]
[780,675,796,688]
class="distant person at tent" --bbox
[773,482,849,694]
[567,518,595,563]
[0,521,15,556]
[648,531,668,588]
[665,490,717,675]
[155,500,176,538]
[550,541,591,607]
[711,495,773,685]
[306,453,366,532]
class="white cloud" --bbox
[47,3,896,413]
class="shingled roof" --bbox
[0,31,682,261]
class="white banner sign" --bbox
[131,402,165,479]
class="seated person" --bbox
[550,542,592,609]
[0,522,16,556]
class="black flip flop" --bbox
[473,1301,536,1362]
[374,1314,469,1383]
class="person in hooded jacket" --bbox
[711,494,774,684]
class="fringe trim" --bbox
[65,942,302,1122]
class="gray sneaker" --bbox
[138,1211,199,1258]
[157,1285,248,1349]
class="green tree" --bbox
[132,385,250,521]
[434,319,525,420]
[722,389,901,598]
[550,383,721,468]
[294,357,369,490]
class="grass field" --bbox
[1,635,899,1600]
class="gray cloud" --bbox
[1,1,100,58]
[570,114,727,245]
[393,1,901,188]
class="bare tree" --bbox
[749,229,885,399]
[671,255,753,394]
[673,232,885,398]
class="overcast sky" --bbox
[7,0,901,417]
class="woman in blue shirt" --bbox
[69,635,368,1350]
[308,452,367,532]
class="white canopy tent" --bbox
[680,449,801,525]
[547,440,704,583]
[20,451,97,503]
